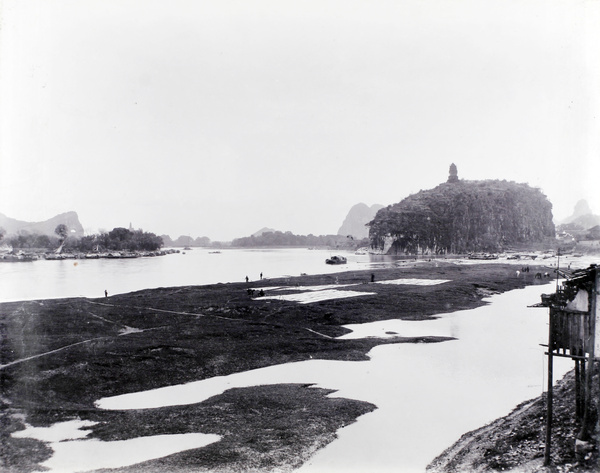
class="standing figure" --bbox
[104,289,108,298]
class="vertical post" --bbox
[545,310,554,466]
[579,267,597,441]
[555,250,560,292]
[596,269,600,455]
[575,359,582,420]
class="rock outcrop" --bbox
[338,203,384,239]
[0,211,84,237]
[368,180,555,255]
[560,200,600,230]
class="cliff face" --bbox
[338,203,384,239]
[0,211,84,237]
[368,180,555,254]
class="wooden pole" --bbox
[579,267,597,441]
[575,360,581,420]
[575,359,582,420]
[555,250,560,292]
[596,269,600,457]
[545,311,554,466]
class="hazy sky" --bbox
[1,0,599,241]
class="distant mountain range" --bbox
[559,199,600,230]
[337,203,384,239]
[252,227,277,237]
[160,234,211,247]
[0,211,84,237]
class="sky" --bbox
[1,0,599,241]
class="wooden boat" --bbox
[467,253,498,260]
[325,255,347,265]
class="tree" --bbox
[108,227,131,242]
[34,234,52,248]
[55,224,69,243]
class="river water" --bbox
[0,247,590,304]
[92,284,572,473]
[3,249,587,472]
[0,248,371,303]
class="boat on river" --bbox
[325,255,347,265]
[467,253,499,260]
[0,253,38,262]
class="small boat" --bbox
[325,255,347,265]
[467,253,499,260]
[1,253,36,262]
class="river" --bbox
[90,284,572,473]
[0,248,372,303]
[4,249,586,472]
[1,247,590,304]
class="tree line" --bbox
[0,226,163,252]
[232,231,363,248]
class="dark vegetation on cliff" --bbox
[368,180,555,255]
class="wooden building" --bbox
[542,264,599,464]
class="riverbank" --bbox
[427,368,599,473]
[0,248,180,262]
[0,261,563,472]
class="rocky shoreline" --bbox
[0,248,180,262]
[427,369,599,473]
[0,261,594,472]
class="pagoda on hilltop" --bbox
[447,163,459,183]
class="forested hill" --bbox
[231,231,353,248]
[368,180,555,255]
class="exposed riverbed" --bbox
[86,285,570,473]
[1,260,581,473]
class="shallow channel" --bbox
[86,283,573,473]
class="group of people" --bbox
[246,272,264,297]
[247,288,265,297]
[245,272,263,283]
